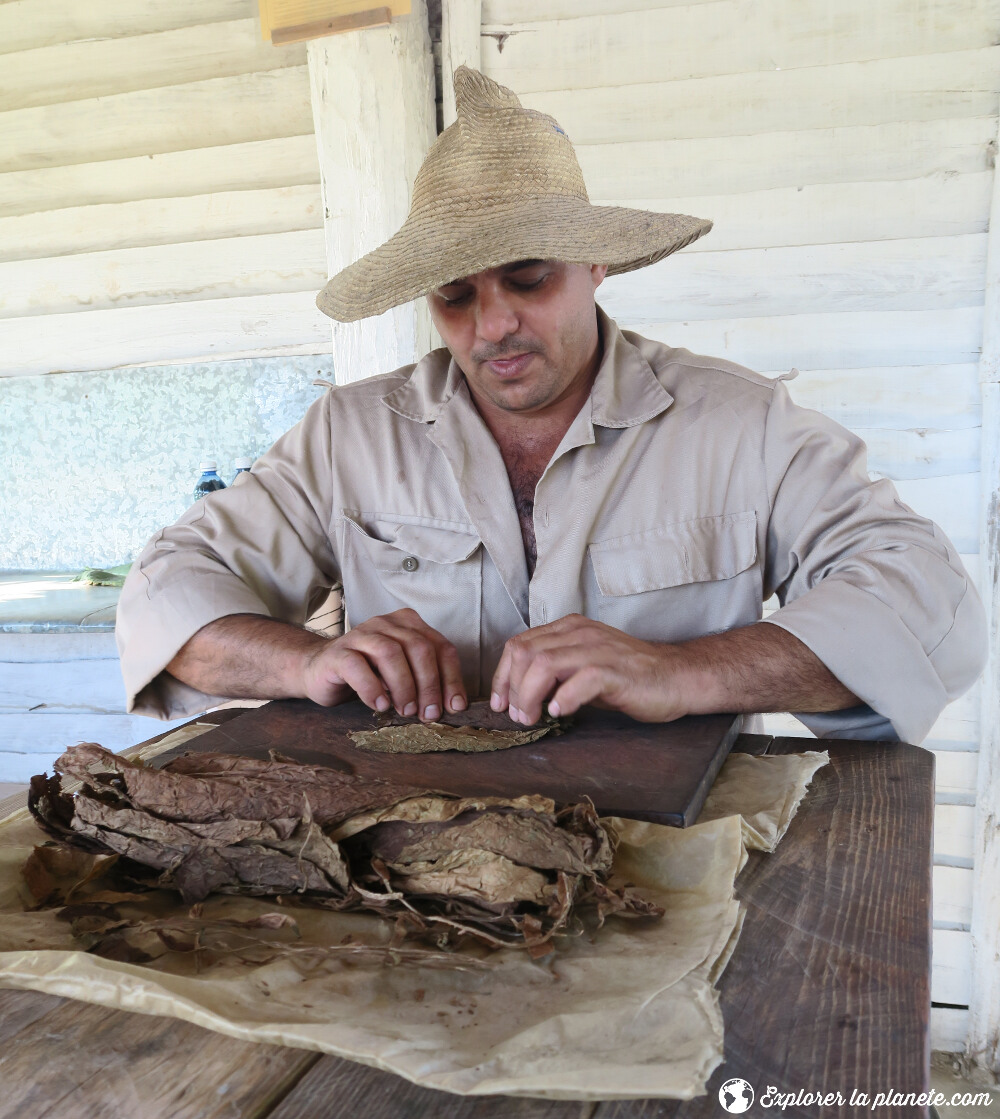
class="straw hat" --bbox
[316,66,712,322]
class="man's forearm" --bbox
[168,613,859,724]
[674,620,860,715]
[166,614,330,701]
[166,608,470,717]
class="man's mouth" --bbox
[485,352,535,378]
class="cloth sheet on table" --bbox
[0,724,828,1101]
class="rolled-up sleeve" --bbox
[759,379,987,744]
[116,392,340,719]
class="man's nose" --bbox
[475,285,519,343]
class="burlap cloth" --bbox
[0,727,828,1101]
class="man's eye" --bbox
[440,291,471,306]
[510,274,547,290]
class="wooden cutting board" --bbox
[152,699,742,827]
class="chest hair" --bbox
[499,442,551,579]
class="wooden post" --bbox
[306,0,436,385]
[441,0,482,127]
[969,118,1000,1075]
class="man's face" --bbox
[426,260,608,417]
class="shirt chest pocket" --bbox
[586,511,760,639]
[339,513,483,685]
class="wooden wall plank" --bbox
[0,67,314,174]
[0,20,306,112]
[1,661,127,714]
[892,475,979,554]
[958,553,981,594]
[0,0,251,56]
[441,0,482,126]
[521,49,1000,145]
[576,117,995,201]
[857,428,980,482]
[0,136,320,219]
[935,804,977,862]
[784,366,980,431]
[927,698,981,750]
[0,715,189,782]
[0,185,324,262]
[599,234,987,322]
[484,0,716,19]
[482,0,1000,92]
[934,865,975,927]
[0,290,332,378]
[931,1007,969,1052]
[0,228,328,318]
[0,632,118,662]
[932,752,981,800]
[933,928,973,1005]
[598,176,993,254]
[969,118,1000,1073]
[307,4,438,383]
[634,307,983,371]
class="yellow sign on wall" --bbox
[259,0,411,44]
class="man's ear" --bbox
[591,264,609,290]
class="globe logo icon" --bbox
[719,1078,754,1113]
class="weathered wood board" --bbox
[0,289,332,377]
[0,184,323,262]
[519,48,1000,145]
[0,136,320,219]
[151,699,743,827]
[482,0,1000,92]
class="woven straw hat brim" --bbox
[316,195,712,322]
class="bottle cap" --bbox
[234,457,252,469]
[199,460,217,471]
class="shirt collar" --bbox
[381,303,673,428]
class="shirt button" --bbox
[402,556,419,572]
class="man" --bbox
[117,67,986,744]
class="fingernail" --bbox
[509,706,521,723]
[375,695,390,712]
[450,695,467,712]
[548,700,561,717]
[403,702,417,717]
[490,692,502,711]
[424,705,440,721]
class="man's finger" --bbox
[322,647,390,711]
[393,630,445,721]
[548,664,611,718]
[490,642,514,713]
[435,639,468,713]
[509,644,593,724]
[349,632,421,716]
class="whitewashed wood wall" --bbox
[478,0,996,1052]
[0,0,331,377]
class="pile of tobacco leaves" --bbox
[25,743,662,961]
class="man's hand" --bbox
[166,609,467,720]
[490,615,686,724]
[301,608,467,719]
[490,614,860,725]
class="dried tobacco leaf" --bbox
[349,722,553,754]
[25,743,662,956]
[20,845,142,909]
[350,701,571,754]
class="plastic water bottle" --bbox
[193,461,226,503]
[231,457,253,484]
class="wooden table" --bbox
[0,710,935,1119]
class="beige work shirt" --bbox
[117,307,987,744]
